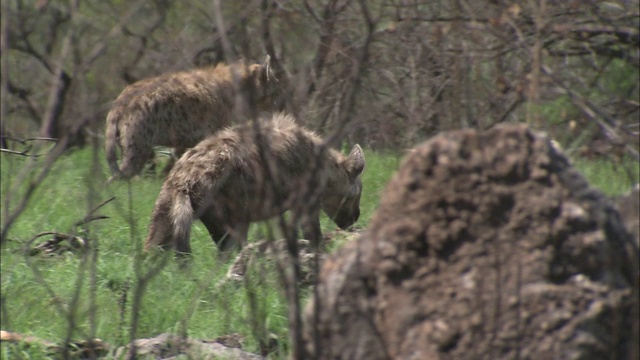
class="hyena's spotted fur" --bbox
[145,112,366,255]
[105,56,282,180]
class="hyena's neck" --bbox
[320,148,348,185]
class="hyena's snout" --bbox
[334,207,360,230]
[326,197,361,230]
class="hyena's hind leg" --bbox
[299,205,323,247]
[199,210,247,254]
[118,126,157,180]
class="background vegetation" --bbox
[1,0,638,358]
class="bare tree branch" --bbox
[542,65,640,161]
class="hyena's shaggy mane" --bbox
[165,113,332,189]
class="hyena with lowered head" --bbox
[144,112,366,255]
[105,56,282,181]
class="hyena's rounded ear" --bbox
[346,144,365,178]
[263,55,276,82]
[263,55,271,70]
[250,55,272,81]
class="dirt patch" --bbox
[304,124,638,359]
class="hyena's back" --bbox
[169,113,322,223]
[105,57,280,180]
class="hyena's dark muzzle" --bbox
[334,206,360,229]
[324,192,361,230]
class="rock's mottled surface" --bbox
[304,125,638,360]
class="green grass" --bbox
[571,156,639,196]
[1,146,636,359]
[0,147,401,359]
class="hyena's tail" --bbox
[104,111,122,180]
[170,191,194,255]
[145,188,194,255]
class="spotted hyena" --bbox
[144,112,366,255]
[105,56,282,180]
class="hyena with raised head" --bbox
[145,112,365,255]
[105,56,282,180]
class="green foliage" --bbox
[536,95,574,126]
[357,150,402,223]
[598,59,639,98]
[1,341,53,360]
[572,156,639,196]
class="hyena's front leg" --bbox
[198,210,226,245]
[301,206,323,247]
[223,223,249,253]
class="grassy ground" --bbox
[572,157,639,196]
[0,146,402,359]
[0,145,637,359]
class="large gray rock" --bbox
[304,125,638,360]
[114,333,264,360]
